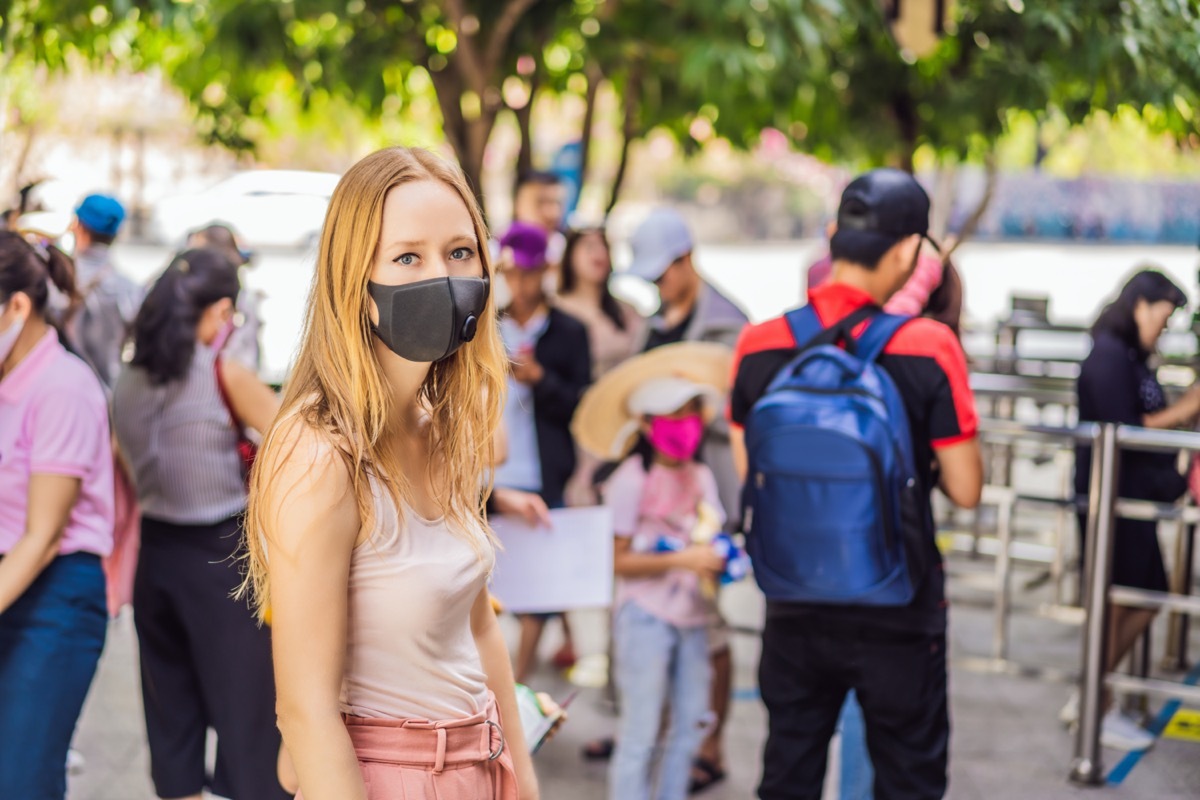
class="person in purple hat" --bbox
[495,221,592,682]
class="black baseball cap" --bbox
[836,168,941,253]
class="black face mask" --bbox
[368,275,490,363]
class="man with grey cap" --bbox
[628,207,747,519]
[625,207,747,791]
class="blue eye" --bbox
[394,253,418,266]
[451,247,475,261]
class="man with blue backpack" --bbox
[729,169,983,800]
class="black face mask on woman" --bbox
[368,275,490,363]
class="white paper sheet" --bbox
[489,506,615,613]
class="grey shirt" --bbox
[639,280,749,526]
[69,245,143,391]
[113,343,247,526]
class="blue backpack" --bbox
[741,304,928,606]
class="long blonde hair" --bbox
[242,147,507,618]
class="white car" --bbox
[152,170,341,248]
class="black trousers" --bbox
[134,515,289,800]
[758,614,949,800]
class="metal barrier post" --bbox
[1124,627,1151,718]
[1053,451,1074,607]
[1070,423,1120,787]
[992,489,1016,661]
[1163,519,1195,672]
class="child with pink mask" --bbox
[571,342,733,800]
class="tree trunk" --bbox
[576,62,603,192]
[890,91,919,173]
[944,152,998,259]
[429,67,490,214]
[605,68,642,217]
[514,70,539,177]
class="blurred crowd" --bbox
[1,152,1193,800]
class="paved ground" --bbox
[68,541,1200,800]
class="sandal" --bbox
[552,643,578,670]
[689,757,727,794]
[581,737,615,761]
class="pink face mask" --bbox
[647,415,706,462]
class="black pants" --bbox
[758,614,949,800]
[134,515,289,800]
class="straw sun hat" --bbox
[571,341,734,461]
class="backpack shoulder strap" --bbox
[784,305,824,351]
[854,312,911,364]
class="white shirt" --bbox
[495,311,549,493]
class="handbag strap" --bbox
[213,341,247,439]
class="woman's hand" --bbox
[472,589,540,800]
[510,355,545,386]
[491,488,553,527]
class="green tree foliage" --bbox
[773,0,1200,168]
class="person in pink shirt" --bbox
[572,342,734,800]
[809,250,944,315]
[0,231,114,800]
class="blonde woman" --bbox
[244,147,536,799]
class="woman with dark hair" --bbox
[556,228,644,379]
[1070,268,1200,751]
[557,228,644,510]
[0,232,113,799]
[113,249,287,800]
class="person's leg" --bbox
[0,555,107,800]
[757,617,846,800]
[837,691,874,800]
[554,612,578,668]
[183,519,288,800]
[515,614,548,684]
[659,624,712,800]
[853,633,948,800]
[691,639,731,792]
[134,522,210,800]
[610,603,673,800]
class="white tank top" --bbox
[339,479,494,721]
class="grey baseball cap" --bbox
[627,207,694,283]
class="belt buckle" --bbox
[485,719,505,761]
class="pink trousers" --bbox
[298,694,518,800]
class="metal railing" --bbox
[973,419,1097,665]
[1070,423,1200,787]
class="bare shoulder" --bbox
[256,412,360,548]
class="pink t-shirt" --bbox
[603,456,725,629]
[807,252,944,316]
[0,329,114,557]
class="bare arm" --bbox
[934,438,984,509]
[471,587,538,800]
[613,536,724,579]
[263,424,365,800]
[0,474,81,613]
[730,425,748,482]
[1144,386,1200,430]
[220,358,282,435]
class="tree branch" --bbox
[945,151,997,258]
[485,0,540,76]
[577,61,603,193]
[442,0,489,96]
[606,64,643,216]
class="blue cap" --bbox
[75,194,125,238]
[628,208,694,283]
